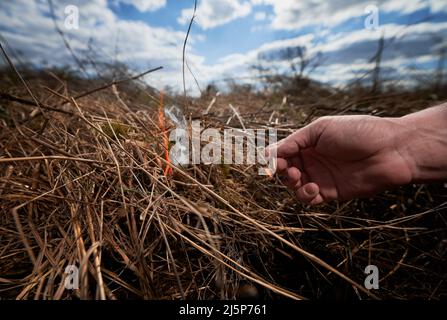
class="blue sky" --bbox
[1,0,447,94]
[110,1,300,64]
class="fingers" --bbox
[276,158,288,173]
[268,124,324,205]
[309,194,324,205]
[280,167,302,189]
[268,139,299,159]
[266,125,313,159]
[295,182,323,205]
[277,164,325,205]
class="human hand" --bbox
[267,115,415,204]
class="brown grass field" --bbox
[0,63,446,300]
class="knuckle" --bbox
[314,116,331,125]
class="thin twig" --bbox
[73,66,163,100]
[0,42,44,113]
[182,0,197,98]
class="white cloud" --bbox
[310,54,439,86]
[186,19,445,90]
[178,0,252,30]
[116,0,166,12]
[250,0,364,30]
[0,0,445,96]
[429,0,447,13]
[0,0,203,92]
[251,0,447,30]
[184,0,445,31]
[254,12,267,21]
[316,21,447,55]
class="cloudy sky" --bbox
[1,0,447,94]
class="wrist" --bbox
[395,104,447,183]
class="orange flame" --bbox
[264,167,273,178]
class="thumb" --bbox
[267,124,314,159]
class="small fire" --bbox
[264,167,274,178]
[158,91,173,176]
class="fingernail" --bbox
[304,184,315,196]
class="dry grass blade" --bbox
[0,65,446,300]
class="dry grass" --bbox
[0,69,446,300]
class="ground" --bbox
[0,69,446,299]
